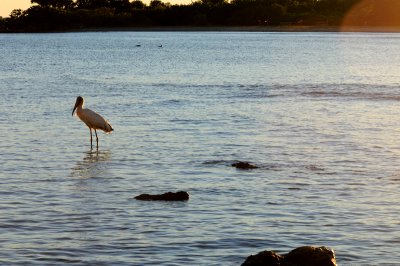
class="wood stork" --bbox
[72,96,113,149]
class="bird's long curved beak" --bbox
[72,104,77,116]
[72,96,83,116]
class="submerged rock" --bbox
[134,191,189,201]
[241,246,337,266]
[231,161,259,170]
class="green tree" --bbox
[9,9,24,19]
[109,0,131,9]
[201,0,227,7]
[31,0,74,9]
[131,0,146,9]
[76,0,109,9]
[149,0,166,9]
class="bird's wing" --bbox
[81,108,113,133]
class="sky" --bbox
[0,0,191,18]
[1,0,31,18]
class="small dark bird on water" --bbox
[72,96,113,149]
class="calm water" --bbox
[1,31,400,265]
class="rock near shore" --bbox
[241,246,337,266]
[231,161,259,170]
[134,191,189,201]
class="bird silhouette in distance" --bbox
[72,96,113,149]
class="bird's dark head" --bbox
[72,96,84,116]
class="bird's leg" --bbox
[95,129,99,150]
[89,128,93,150]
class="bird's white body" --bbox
[75,106,113,133]
[72,96,113,149]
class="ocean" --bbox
[1,31,400,265]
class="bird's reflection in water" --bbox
[71,149,112,179]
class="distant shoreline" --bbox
[4,25,400,34]
[65,25,400,33]
[3,0,400,34]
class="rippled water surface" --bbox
[1,31,400,265]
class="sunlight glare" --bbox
[341,0,400,30]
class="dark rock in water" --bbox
[134,191,189,201]
[241,246,337,266]
[241,250,283,266]
[232,161,259,170]
[284,246,337,266]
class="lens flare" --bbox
[341,0,400,31]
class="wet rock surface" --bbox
[241,246,337,266]
[231,161,259,170]
[134,191,189,201]
[241,250,283,266]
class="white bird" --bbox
[72,96,113,149]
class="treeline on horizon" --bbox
[1,0,400,32]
